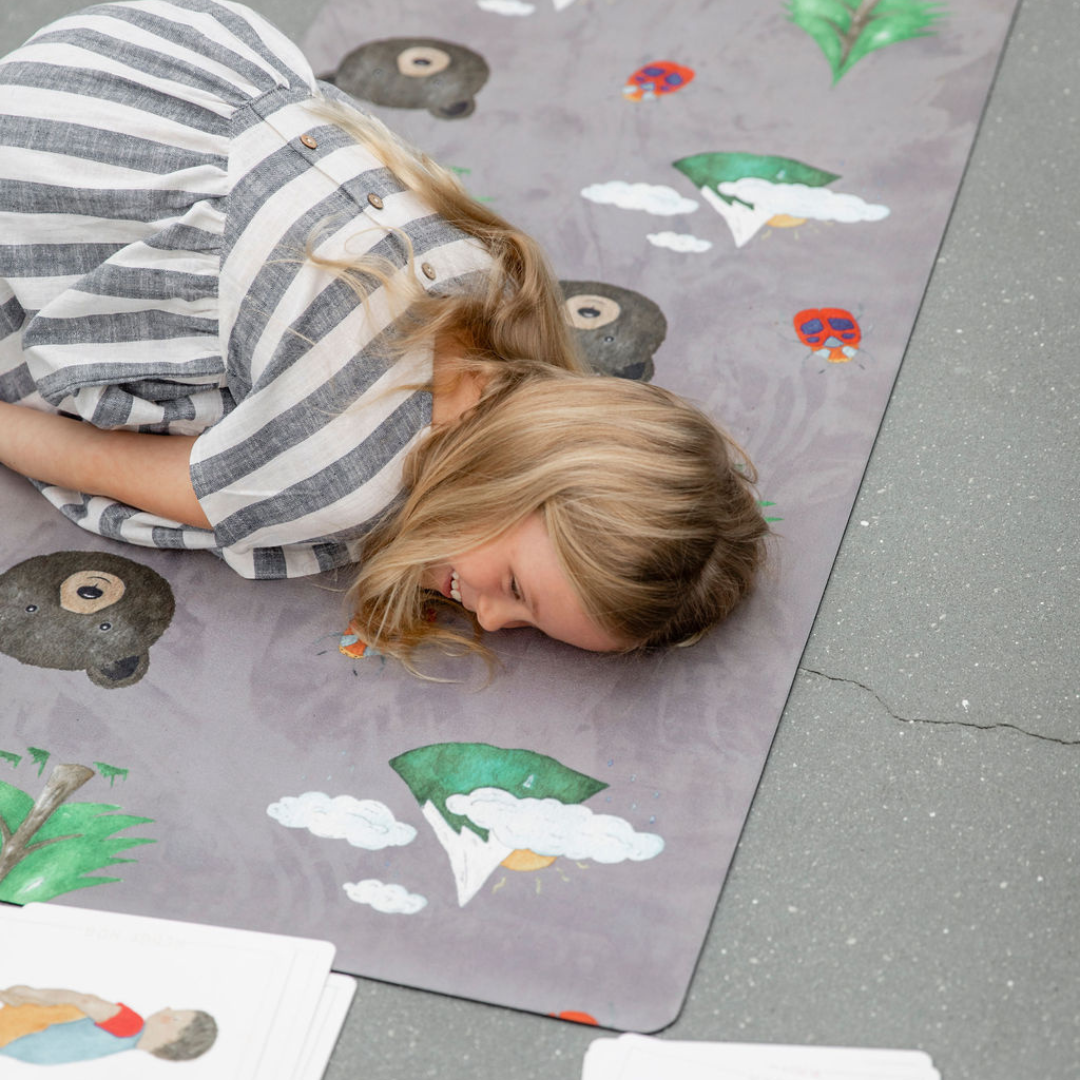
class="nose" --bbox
[474,594,510,632]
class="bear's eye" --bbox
[397,46,452,78]
[603,335,616,343]
[98,622,112,632]
[60,571,125,614]
[563,293,621,331]
[25,604,38,613]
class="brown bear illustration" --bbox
[0,551,175,689]
[559,281,667,382]
[326,38,490,119]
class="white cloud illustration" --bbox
[344,879,427,915]
[647,231,712,253]
[716,177,890,223]
[445,789,664,864]
[581,181,698,217]
[267,792,417,850]
[477,0,535,14]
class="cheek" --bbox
[453,557,488,588]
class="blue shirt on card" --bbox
[0,1018,140,1064]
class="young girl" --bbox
[0,0,768,670]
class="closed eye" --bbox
[511,570,538,623]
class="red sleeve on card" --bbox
[98,1003,144,1037]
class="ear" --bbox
[87,653,149,689]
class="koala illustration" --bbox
[559,281,668,382]
[0,551,175,689]
[326,38,490,119]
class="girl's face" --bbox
[424,513,626,653]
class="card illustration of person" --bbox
[0,986,217,1065]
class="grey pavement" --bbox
[3,1,1076,1077]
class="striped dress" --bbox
[0,0,492,578]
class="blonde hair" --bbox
[315,97,769,670]
[309,96,583,375]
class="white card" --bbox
[584,1037,789,1080]
[0,903,334,1080]
[584,1034,939,1080]
[649,1035,938,1078]
[296,973,356,1080]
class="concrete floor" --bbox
[4,0,1076,1077]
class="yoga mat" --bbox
[0,0,1019,1031]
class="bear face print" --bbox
[0,551,175,689]
[559,281,668,382]
[329,39,490,119]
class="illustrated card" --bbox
[0,903,334,1079]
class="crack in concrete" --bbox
[797,666,1080,747]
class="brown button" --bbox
[367,192,384,210]
[421,262,436,280]
[300,134,318,149]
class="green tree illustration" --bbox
[391,742,607,840]
[0,763,154,904]
[788,0,947,82]
[674,152,839,204]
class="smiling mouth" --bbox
[436,568,463,605]
[435,570,450,598]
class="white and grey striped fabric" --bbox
[0,0,492,578]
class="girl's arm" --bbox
[0,402,212,530]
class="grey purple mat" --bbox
[0,0,1019,1032]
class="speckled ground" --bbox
[4,0,1075,1076]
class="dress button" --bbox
[300,134,318,149]
[421,262,436,280]
[367,192,384,210]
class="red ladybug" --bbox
[623,61,694,102]
[794,308,862,363]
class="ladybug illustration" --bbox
[793,308,861,362]
[339,618,373,659]
[623,61,695,102]
[338,607,435,660]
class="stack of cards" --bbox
[583,1034,940,1080]
[0,902,354,1078]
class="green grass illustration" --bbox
[0,758,154,904]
